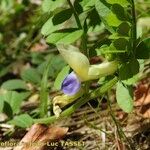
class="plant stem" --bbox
[67,0,82,29]
[131,0,137,51]
[34,77,118,124]
[67,0,88,55]
[39,58,52,117]
[67,0,89,93]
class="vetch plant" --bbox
[52,44,119,116]
[0,1,149,148]
[34,0,150,125]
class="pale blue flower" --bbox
[61,72,81,96]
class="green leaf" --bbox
[135,38,150,59]
[54,65,70,90]
[109,33,129,40]
[41,9,73,36]
[122,74,140,85]
[0,97,4,113]
[87,8,101,29]
[52,9,73,25]
[2,91,29,114]
[117,22,131,36]
[119,58,139,80]
[8,114,33,128]
[3,101,13,118]
[46,29,83,44]
[116,82,133,113]
[17,92,31,101]
[42,0,66,12]
[80,0,96,11]
[95,0,123,31]
[106,0,130,7]
[113,38,129,50]
[41,17,62,36]
[111,4,127,21]
[122,59,144,85]
[21,68,41,84]
[95,0,111,18]
[95,0,113,32]
[105,12,122,27]
[1,79,28,90]
[37,55,66,78]
[31,52,45,65]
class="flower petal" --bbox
[88,61,118,79]
[57,44,89,81]
[61,72,81,95]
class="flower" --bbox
[61,72,81,96]
[57,44,90,81]
[53,44,119,117]
[57,44,118,81]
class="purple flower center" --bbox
[61,72,81,96]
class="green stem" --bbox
[34,77,118,124]
[67,0,82,29]
[67,0,88,55]
[131,0,137,51]
[67,0,89,93]
[39,59,52,117]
